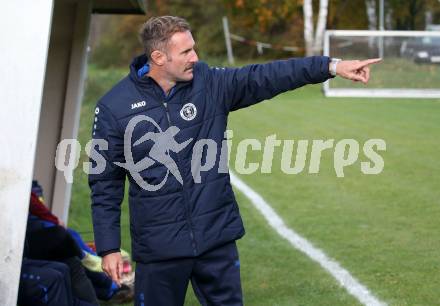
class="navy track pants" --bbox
[18,259,97,306]
[18,259,73,306]
[135,241,243,306]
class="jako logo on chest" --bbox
[131,100,146,109]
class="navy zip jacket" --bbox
[89,54,332,263]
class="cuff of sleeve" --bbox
[323,56,335,79]
[98,249,120,257]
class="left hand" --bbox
[335,58,382,84]
[102,252,123,287]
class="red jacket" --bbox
[29,192,59,225]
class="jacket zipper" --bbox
[162,98,198,256]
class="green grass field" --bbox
[69,64,440,305]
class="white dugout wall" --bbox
[0,1,145,304]
[0,1,54,304]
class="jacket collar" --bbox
[129,54,193,92]
[129,54,152,85]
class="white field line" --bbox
[230,171,387,306]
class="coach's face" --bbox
[164,30,198,82]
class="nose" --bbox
[190,50,198,63]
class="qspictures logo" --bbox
[55,115,386,191]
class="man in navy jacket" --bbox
[89,16,380,306]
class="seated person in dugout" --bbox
[20,182,134,304]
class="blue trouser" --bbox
[135,241,243,306]
[18,259,96,306]
[18,259,72,306]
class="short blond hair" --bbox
[139,16,191,59]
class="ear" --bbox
[150,50,166,66]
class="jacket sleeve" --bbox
[88,102,126,256]
[208,56,332,113]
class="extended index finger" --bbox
[357,58,382,68]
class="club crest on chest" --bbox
[180,103,197,121]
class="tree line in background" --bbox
[89,0,440,67]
